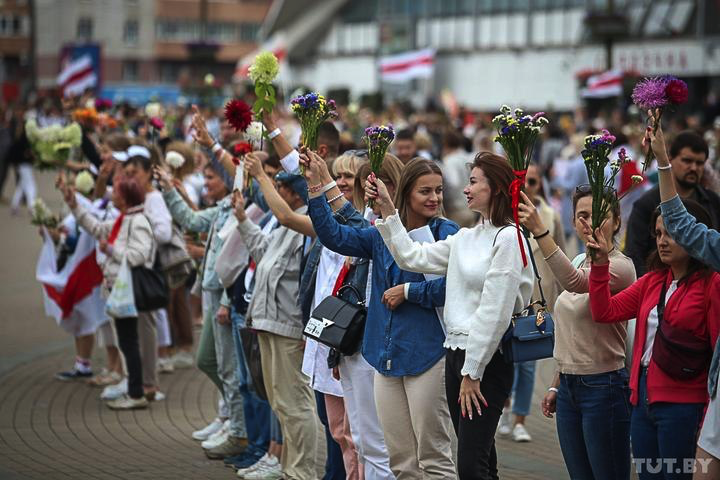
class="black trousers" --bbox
[446,348,514,480]
[114,317,144,399]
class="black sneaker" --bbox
[55,369,93,381]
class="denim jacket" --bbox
[163,188,233,291]
[660,194,720,397]
[309,196,458,377]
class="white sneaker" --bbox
[237,453,270,476]
[242,455,282,479]
[512,423,532,442]
[158,357,175,374]
[192,417,224,441]
[497,409,512,436]
[172,351,195,369]
[201,420,230,449]
[100,378,128,400]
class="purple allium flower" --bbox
[631,77,670,110]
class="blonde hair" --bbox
[333,152,368,178]
[352,153,404,211]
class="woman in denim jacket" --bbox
[304,152,458,479]
[648,113,720,479]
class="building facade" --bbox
[34,0,270,101]
[0,0,32,102]
[264,0,720,111]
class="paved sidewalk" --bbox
[0,172,569,479]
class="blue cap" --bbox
[275,172,308,205]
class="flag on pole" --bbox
[57,54,98,98]
[36,227,105,335]
[379,49,435,83]
[581,70,624,98]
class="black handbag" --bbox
[500,226,555,363]
[240,327,268,401]
[132,263,169,311]
[305,284,366,356]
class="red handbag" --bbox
[651,277,713,380]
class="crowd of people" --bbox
[1,89,720,480]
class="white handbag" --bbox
[105,256,138,318]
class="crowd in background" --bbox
[0,88,719,480]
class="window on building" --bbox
[122,60,139,81]
[77,17,93,41]
[238,22,260,42]
[124,19,139,45]
[155,19,199,41]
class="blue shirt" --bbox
[309,196,458,377]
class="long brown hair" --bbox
[472,152,514,227]
[395,157,445,225]
[646,199,714,281]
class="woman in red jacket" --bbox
[586,199,720,480]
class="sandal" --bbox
[87,370,123,387]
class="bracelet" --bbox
[326,192,344,204]
[548,387,559,393]
[533,229,550,240]
[211,142,222,154]
[657,164,671,171]
[308,183,323,194]
[267,128,282,140]
[320,181,337,194]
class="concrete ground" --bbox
[0,171,569,479]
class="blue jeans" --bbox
[556,369,632,480]
[511,361,536,416]
[231,309,271,454]
[631,370,704,480]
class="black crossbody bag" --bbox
[305,284,367,356]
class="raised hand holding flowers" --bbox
[249,51,279,120]
[491,105,549,266]
[232,142,253,193]
[31,198,59,228]
[25,120,82,170]
[291,92,338,173]
[632,75,688,172]
[362,125,395,207]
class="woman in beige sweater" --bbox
[518,186,636,480]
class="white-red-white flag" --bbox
[57,54,98,98]
[581,70,624,98]
[380,49,435,83]
[36,226,105,334]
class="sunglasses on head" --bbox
[575,184,616,196]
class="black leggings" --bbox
[114,317,144,399]
[446,348,514,480]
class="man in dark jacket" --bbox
[624,131,720,276]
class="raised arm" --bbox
[245,153,314,237]
[114,215,154,268]
[308,196,374,259]
[660,196,720,272]
[233,191,271,262]
[263,114,297,173]
[144,191,173,245]
[70,195,114,240]
[588,262,645,324]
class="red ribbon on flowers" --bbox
[510,169,528,268]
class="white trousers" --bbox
[11,164,36,210]
[154,309,172,348]
[339,353,395,480]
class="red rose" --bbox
[149,116,165,130]
[665,79,688,105]
[233,142,252,156]
[224,99,252,132]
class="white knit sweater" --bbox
[376,213,534,380]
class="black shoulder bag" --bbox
[128,215,169,311]
[305,284,367,356]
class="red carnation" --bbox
[665,79,688,105]
[225,99,252,132]
[234,142,252,156]
[149,116,165,130]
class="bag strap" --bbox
[493,224,547,309]
[656,278,668,326]
[336,283,364,306]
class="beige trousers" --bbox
[137,311,158,388]
[374,358,456,479]
[257,331,318,480]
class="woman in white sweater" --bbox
[368,152,534,479]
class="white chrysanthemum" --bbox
[74,170,95,194]
[145,102,162,118]
[245,122,264,146]
[165,151,185,169]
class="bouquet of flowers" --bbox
[363,125,395,207]
[631,75,688,172]
[581,130,638,259]
[25,120,82,170]
[492,105,549,266]
[30,198,59,229]
[249,51,280,119]
[290,92,338,172]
